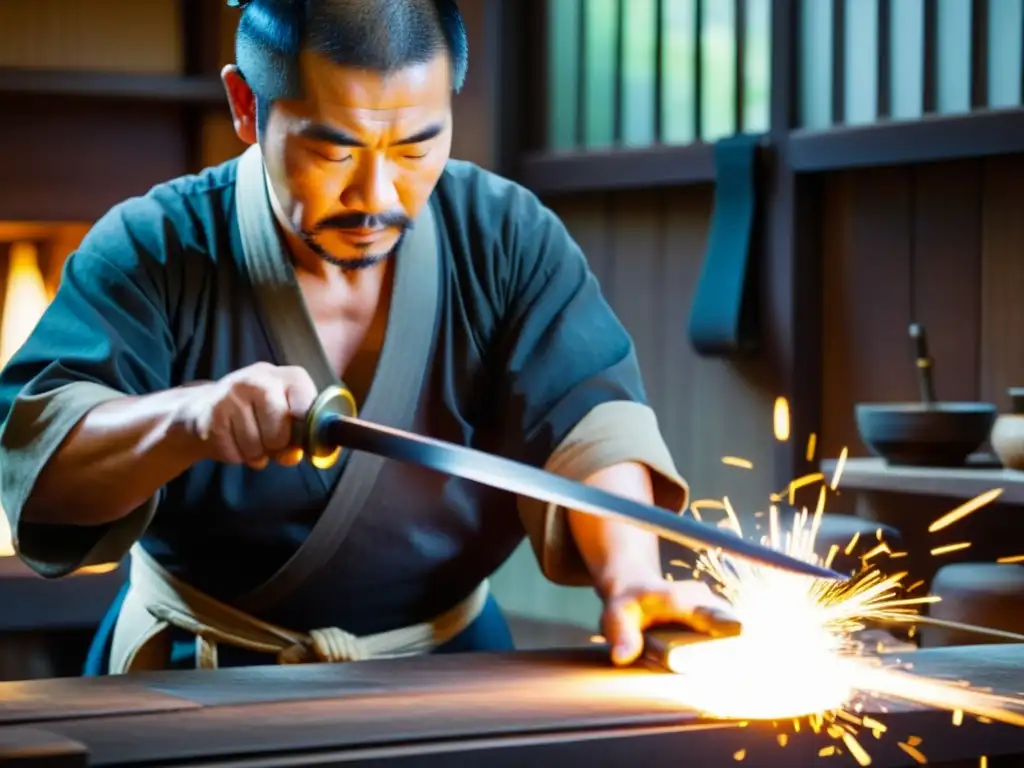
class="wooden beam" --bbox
[517,143,716,196]
[789,108,1024,172]
[763,0,824,489]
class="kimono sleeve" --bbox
[496,194,689,587]
[0,227,175,578]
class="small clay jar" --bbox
[991,388,1024,470]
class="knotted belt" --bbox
[114,543,489,670]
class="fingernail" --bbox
[612,643,633,665]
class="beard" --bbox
[300,212,413,272]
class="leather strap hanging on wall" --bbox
[687,133,762,357]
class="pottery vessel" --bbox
[991,388,1024,470]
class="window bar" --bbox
[575,0,588,148]
[876,0,892,119]
[922,0,937,113]
[830,0,845,125]
[613,0,625,145]
[734,0,747,134]
[694,0,704,141]
[653,0,665,143]
[970,0,989,109]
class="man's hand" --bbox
[566,461,741,666]
[174,362,319,469]
[601,577,739,666]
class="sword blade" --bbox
[318,416,845,582]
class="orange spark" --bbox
[773,397,790,441]
[928,488,1004,533]
[931,542,972,556]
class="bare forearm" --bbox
[567,461,664,597]
[24,388,203,527]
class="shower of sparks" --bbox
[663,425,1020,765]
[722,456,755,470]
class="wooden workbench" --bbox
[1,645,1023,767]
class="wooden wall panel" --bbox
[0,0,183,73]
[911,162,983,403]
[0,99,190,222]
[821,167,914,461]
[980,155,1024,411]
[820,156,1024,466]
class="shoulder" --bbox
[74,158,240,277]
[431,160,582,304]
[433,159,562,243]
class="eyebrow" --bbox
[298,122,445,147]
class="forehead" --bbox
[294,51,452,118]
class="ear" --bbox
[221,64,259,145]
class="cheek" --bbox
[398,151,450,214]
[273,144,348,229]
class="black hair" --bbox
[231,0,467,131]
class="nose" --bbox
[341,153,399,215]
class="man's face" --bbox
[226,52,453,269]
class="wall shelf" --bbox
[0,68,225,105]
[820,457,1024,505]
[515,142,717,196]
[788,108,1024,173]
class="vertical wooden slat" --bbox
[575,0,588,148]
[821,169,914,464]
[911,162,983,403]
[922,0,937,113]
[876,0,892,119]
[830,0,845,125]
[693,0,704,141]
[653,0,665,142]
[970,0,989,109]
[612,0,625,145]
[525,0,549,154]
[765,0,826,489]
[734,0,747,134]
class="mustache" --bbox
[314,212,413,232]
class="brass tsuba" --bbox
[302,385,358,469]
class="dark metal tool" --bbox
[298,386,846,581]
[643,618,742,671]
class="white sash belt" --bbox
[109,544,489,673]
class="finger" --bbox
[601,596,645,666]
[661,584,741,637]
[229,404,268,468]
[272,447,305,467]
[252,383,292,453]
[280,367,320,419]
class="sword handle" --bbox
[295,385,358,469]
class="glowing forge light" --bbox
[0,241,52,557]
